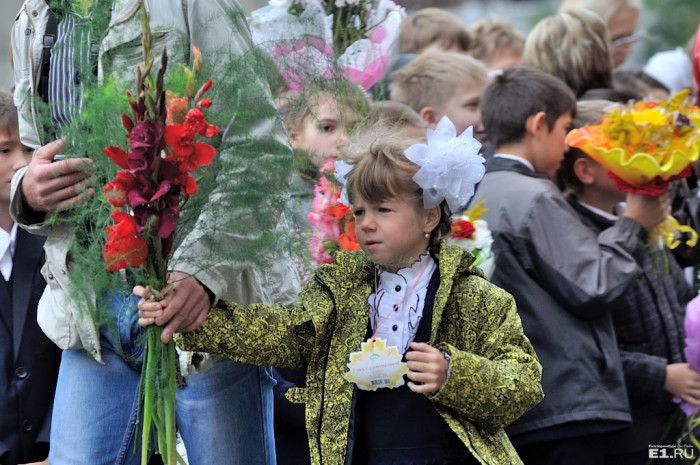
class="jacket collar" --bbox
[316,243,475,342]
[485,156,548,179]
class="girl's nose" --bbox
[359,213,375,231]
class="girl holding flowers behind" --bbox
[135,118,543,465]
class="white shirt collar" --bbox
[577,201,620,221]
[493,153,535,172]
[0,223,18,281]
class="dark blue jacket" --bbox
[0,228,61,465]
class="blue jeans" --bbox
[49,293,276,465]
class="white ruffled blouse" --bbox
[368,253,437,353]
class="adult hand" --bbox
[20,139,94,213]
[624,190,671,232]
[664,363,700,406]
[133,271,211,343]
[405,342,449,394]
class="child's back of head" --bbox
[363,101,428,139]
[398,8,470,55]
[468,16,525,71]
[524,9,612,98]
[481,66,576,151]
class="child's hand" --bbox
[624,191,671,231]
[405,342,449,394]
[133,285,166,327]
[664,363,700,406]
[133,271,211,342]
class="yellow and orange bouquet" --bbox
[566,90,700,249]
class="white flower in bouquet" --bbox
[447,200,495,279]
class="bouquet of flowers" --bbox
[447,200,495,279]
[101,9,218,464]
[308,157,360,265]
[248,0,406,91]
[693,24,700,100]
[565,90,700,249]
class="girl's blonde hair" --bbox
[345,132,452,256]
[524,9,612,97]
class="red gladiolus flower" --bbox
[451,219,476,239]
[122,113,135,132]
[185,108,219,138]
[103,211,148,271]
[104,146,129,169]
[104,171,136,207]
[164,123,216,173]
[329,202,352,220]
[127,120,164,174]
[157,206,179,239]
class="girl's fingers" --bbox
[138,317,157,327]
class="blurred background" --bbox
[0,0,698,91]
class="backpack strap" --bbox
[38,5,57,103]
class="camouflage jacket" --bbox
[180,243,543,465]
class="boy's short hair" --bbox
[389,51,489,114]
[558,0,642,24]
[524,9,612,97]
[468,16,525,67]
[0,90,18,135]
[481,67,576,149]
[398,8,470,54]
[365,100,428,131]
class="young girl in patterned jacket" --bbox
[136,117,543,465]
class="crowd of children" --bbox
[4,0,700,464]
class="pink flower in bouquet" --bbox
[677,294,700,415]
[307,157,360,265]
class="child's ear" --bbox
[423,205,441,234]
[419,106,439,128]
[527,111,547,139]
[288,127,300,149]
[573,157,596,185]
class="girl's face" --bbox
[352,195,439,271]
[291,97,357,168]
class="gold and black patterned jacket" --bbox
[180,243,543,465]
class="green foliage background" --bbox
[640,0,700,59]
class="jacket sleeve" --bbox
[619,350,668,404]
[10,1,54,232]
[516,188,647,320]
[177,278,330,368]
[431,278,544,433]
